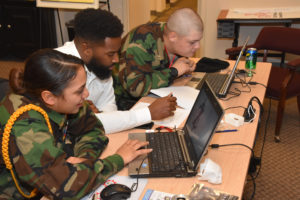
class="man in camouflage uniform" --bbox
[113,8,203,110]
[0,93,123,199]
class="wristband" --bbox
[170,67,178,78]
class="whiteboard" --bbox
[37,0,99,9]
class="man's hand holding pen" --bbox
[149,93,177,120]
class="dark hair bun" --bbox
[9,68,26,94]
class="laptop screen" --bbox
[222,36,250,91]
[183,81,224,169]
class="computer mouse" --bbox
[100,183,132,200]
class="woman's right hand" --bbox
[116,139,152,165]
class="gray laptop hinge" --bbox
[177,130,194,170]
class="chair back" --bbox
[254,27,300,55]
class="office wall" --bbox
[55,0,150,46]
[198,0,300,59]
[150,0,167,12]
[128,0,150,31]
[150,0,179,13]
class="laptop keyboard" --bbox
[205,73,228,93]
[146,132,185,172]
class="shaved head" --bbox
[166,8,203,36]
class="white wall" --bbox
[128,0,150,30]
[150,0,167,12]
[198,0,300,60]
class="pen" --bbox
[215,129,238,133]
[182,74,192,77]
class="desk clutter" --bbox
[79,59,271,200]
[82,175,147,200]
[142,184,239,200]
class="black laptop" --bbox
[128,81,224,178]
[186,37,249,98]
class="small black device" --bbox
[100,183,132,200]
[135,122,154,129]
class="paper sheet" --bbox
[81,175,148,200]
[133,102,190,128]
[227,7,300,19]
[150,86,199,111]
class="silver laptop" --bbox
[186,37,249,98]
[128,81,224,178]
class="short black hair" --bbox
[74,8,123,42]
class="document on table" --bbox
[227,7,300,19]
[133,102,190,128]
[150,86,199,111]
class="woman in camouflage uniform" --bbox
[0,49,151,199]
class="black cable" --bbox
[220,91,240,101]
[131,157,146,192]
[235,72,254,86]
[252,98,271,180]
[224,106,247,111]
[248,96,264,117]
[248,173,256,200]
[233,85,251,94]
[248,82,267,88]
[209,143,254,159]
[219,86,242,101]
[56,9,64,45]
[233,80,267,88]
[210,143,257,200]
[219,73,253,101]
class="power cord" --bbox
[232,80,267,88]
[248,173,256,200]
[243,96,264,123]
[219,73,253,101]
[131,157,146,192]
[209,143,254,158]
[224,106,247,111]
[209,143,256,200]
[251,98,272,180]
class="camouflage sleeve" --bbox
[10,109,124,199]
[119,33,173,98]
[68,103,109,160]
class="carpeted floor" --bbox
[243,97,300,200]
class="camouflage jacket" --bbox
[113,22,178,110]
[0,93,124,200]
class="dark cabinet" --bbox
[0,0,57,59]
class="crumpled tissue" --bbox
[198,158,222,184]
